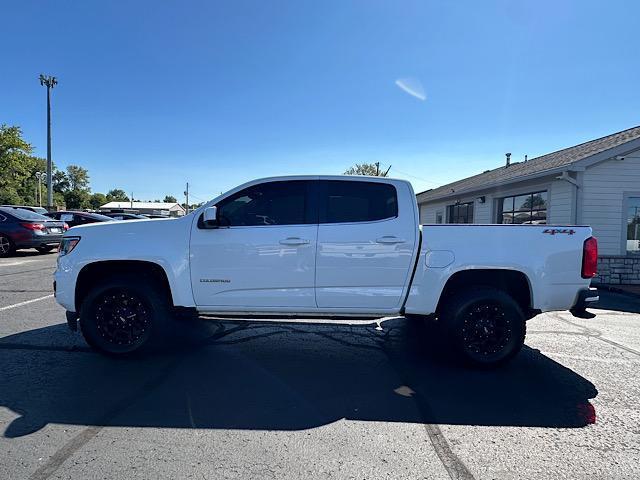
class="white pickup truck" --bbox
[54,176,599,367]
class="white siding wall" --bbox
[548,179,574,225]
[419,197,491,224]
[581,155,640,255]
[419,201,447,224]
[419,176,565,225]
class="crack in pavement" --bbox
[22,322,267,479]
[18,319,472,480]
[551,313,640,358]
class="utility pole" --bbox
[184,182,190,214]
[39,74,57,210]
[130,192,134,209]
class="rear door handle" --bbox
[279,237,310,246]
[375,236,405,244]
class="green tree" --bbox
[163,195,177,203]
[66,165,90,191]
[64,189,91,209]
[0,125,34,204]
[52,169,70,194]
[344,162,390,177]
[89,192,107,210]
[106,189,129,202]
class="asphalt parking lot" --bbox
[1,253,639,480]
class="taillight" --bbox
[63,223,69,231]
[582,237,598,278]
[21,222,45,231]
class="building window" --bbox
[447,202,474,223]
[498,191,547,224]
[627,197,640,254]
[435,211,443,224]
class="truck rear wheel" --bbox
[441,287,526,368]
[79,276,171,356]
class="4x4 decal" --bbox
[542,228,575,235]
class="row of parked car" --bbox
[0,205,154,258]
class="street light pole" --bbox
[39,74,58,210]
[35,172,44,207]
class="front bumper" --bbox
[53,256,78,312]
[66,310,78,331]
[570,287,599,318]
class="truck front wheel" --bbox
[79,276,171,356]
[441,287,526,368]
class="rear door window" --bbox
[319,180,398,224]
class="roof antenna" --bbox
[505,152,511,167]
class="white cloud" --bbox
[395,77,426,101]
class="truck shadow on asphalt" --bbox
[0,318,598,438]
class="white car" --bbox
[54,175,598,367]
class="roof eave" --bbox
[417,137,640,204]
[416,165,569,203]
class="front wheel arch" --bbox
[75,260,173,313]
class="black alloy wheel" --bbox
[94,290,152,349]
[461,300,511,359]
[442,287,526,368]
[80,276,172,356]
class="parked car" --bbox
[102,212,149,221]
[47,211,113,228]
[1,205,49,215]
[55,175,598,367]
[0,207,67,257]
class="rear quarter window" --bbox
[320,180,398,224]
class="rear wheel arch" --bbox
[75,260,174,312]
[436,268,533,317]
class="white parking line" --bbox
[0,294,54,312]
[0,258,51,267]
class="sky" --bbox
[1,0,639,203]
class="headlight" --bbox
[58,236,81,256]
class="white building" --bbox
[99,201,186,217]
[417,126,640,285]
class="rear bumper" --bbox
[570,287,598,318]
[16,236,62,248]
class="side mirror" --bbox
[202,206,218,227]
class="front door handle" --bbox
[375,236,405,244]
[279,237,310,246]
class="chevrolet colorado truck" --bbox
[54,176,598,367]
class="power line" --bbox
[389,168,449,187]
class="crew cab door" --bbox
[315,179,417,309]
[190,180,318,309]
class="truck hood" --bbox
[63,215,193,262]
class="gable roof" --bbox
[417,125,640,203]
